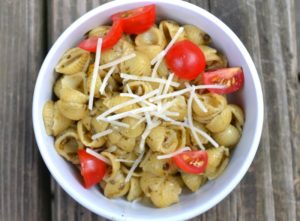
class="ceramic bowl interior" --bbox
[33,0,263,220]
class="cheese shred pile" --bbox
[76,26,223,184]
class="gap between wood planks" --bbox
[0,0,52,221]
[296,0,300,81]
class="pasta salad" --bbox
[43,4,245,208]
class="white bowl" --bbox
[32,0,264,220]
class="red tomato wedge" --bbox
[173,150,208,174]
[78,20,123,52]
[78,149,107,188]
[202,67,244,94]
[165,40,206,80]
[111,5,156,34]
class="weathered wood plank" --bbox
[254,0,298,220]
[209,0,299,221]
[47,0,112,46]
[286,0,300,220]
[48,2,112,221]
[0,0,52,221]
[200,1,272,221]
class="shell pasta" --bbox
[43,14,245,208]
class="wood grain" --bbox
[46,1,208,221]
[0,0,52,221]
[47,3,114,221]
[209,1,299,221]
[288,0,300,219]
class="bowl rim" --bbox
[32,0,264,220]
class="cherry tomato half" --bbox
[111,5,156,34]
[173,150,208,174]
[78,20,123,52]
[78,149,107,188]
[202,67,244,94]
[165,40,206,80]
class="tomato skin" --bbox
[111,5,156,34]
[78,20,123,52]
[78,149,107,188]
[202,67,244,94]
[172,150,208,174]
[165,40,206,80]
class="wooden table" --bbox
[0,0,299,220]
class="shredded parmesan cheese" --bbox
[105,106,157,122]
[150,27,184,76]
[157,147,191,159]
[170,120,188,127]
[120,73,180,87]
[150,87,191,102]
[184,83,208,113]
[164,119,217,147]
[120,93,156,108]
[151,50,165,66]
[86,148,111,165]
[164,27,185,55]
[125,151,145,183]
[145,112,152,126]
[109,120,129,128]
[158,99,177,113]
[165,111,180,117]
[132,117,146,129]
[97,89,159,120]
[115,159,135,163]
[151,57,163,77]
[156,82,165,110]
[106,145,117,152]
[192,126,219,148]
[91,129,113,140]
[162,73,174,95]
[139,120,161,153]
[194,84,227,90]
[99,65,116,95]
[126,84,133,94]
[99,53,136,70]
[151,112,183,125]
[142,121,161,139]
[99,115,130,128]
[193,93,208,113]
[88,38,102,110]
[149,84,226,102]
[187,89,205,150]
[151,27,184,65]
[126,114,143,120]
[151,111,218,147]
[184,82,192,88]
